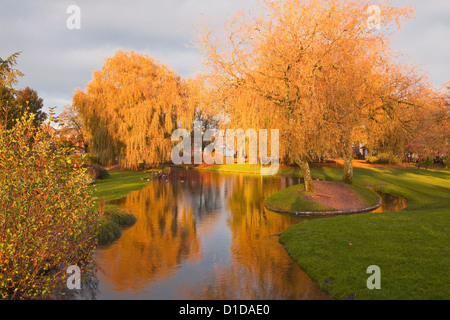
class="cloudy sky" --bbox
[1,0,449,116]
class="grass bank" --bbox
[281,166,450,300]
[97,205,138,246]
[265,182,380,214]
[91,171,150,245]
[199,163,450,299]
[92,170,150,202]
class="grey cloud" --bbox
[1,0,255,114]
[1,0,448,115]
[391,0,450,87]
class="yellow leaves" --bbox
[198,0,425,164]
[75,50,194,169]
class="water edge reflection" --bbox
[72,169,331,300]
[371,191,408,213]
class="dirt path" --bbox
[304,181,367,211]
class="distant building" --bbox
[352,142,369,159]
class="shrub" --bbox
[416,156,434,170]
[86,164,110,180]
[97,217,122,246]
[366,153,401,165]
[96,204,136,246]
[365,155,377,164]
[443,157,450,169]
[104,206,137,227]
[0,114,98,299]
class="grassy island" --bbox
[199,163,450,299]
[265,181,381,216]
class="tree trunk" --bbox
[343,141,353,184]
[295,156,315,193]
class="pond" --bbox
[66,169,407,300]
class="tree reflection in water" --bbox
[371,192,408,213]
[68,169,331,300]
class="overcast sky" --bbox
[1,0,449,116]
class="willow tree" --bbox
[73,50,196,169]
[197,0,413,191]
[317,44,390,184]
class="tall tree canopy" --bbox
[198,0,414,191]
[74,50,196,169]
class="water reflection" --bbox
[75,169,331,300]
[371,192,408,213]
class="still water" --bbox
[371,191,408,213]
[70,169,407,300]
[75,169,332,299]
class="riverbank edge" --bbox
[92,170,151,246]
[265,197,382,217]
[196,163,450,300]
[264,182,382,216]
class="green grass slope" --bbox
[280,167,450,300]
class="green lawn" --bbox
[265,184,335,212]
[92,170,150,201]
[199,163,450,299]
[280,166,450,300]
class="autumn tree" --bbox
[74,50,196,169]
[0,86,47,130]
[408,106,449,168]
[1,53,47,129]
[15,87,47,127]
[360,61,448,168]
[197,0,413,191]
[0,86,15,128]
[59,104,88,152]
[399,80,449,166]
[0,52,23,128]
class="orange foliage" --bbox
[197,0,415,188]
[74,50,196,169]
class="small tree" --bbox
[0,113,98,300]
[15,87,47,127]
[0,52,24,88]
[59,104,88,153]
[1,53,47,129]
